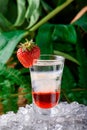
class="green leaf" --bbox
[0,0,9,14]
[36,23,78,59]
[5,0,17,24]
[26,0,40,18]
[41,0,53,13]
[0,13,12,31]
[14,0,26,26]
[73,13,87,32]
[0,30,27,64]
[52,24,77,44]
[53,42,73,52]
[62,66,76,90]
[61,65,76,102]
[54,50,80,65]
[36,24,54,54]
[26,0,40,28]
[76,31,87,88]
[0,64,23,85]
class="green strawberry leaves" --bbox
[0,13,12,31]
[14,0,26,26]
[36,24,54,54]
[13,0,40,28]
[36,23,79,64]
[0,30,27,64]
[25,0,40,28]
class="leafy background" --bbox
[0,0,87,113]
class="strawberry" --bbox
[17,39,40,68]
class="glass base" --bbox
[33,103,59,120]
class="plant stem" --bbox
[70,6,87,24]
[30,0,74,32]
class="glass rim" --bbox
[33,54,65,66]
[36,54,64,61]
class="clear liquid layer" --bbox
[30,70,62,92]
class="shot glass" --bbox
[29,54,65,118]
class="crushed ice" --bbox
[0,102,87,130]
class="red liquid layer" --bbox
[32,91,60,109]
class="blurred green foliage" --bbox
[0,0,87,113]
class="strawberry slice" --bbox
[17,39,40,68]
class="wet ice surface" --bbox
[0,102,87,130]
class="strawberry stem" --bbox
[20,39,35,52]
